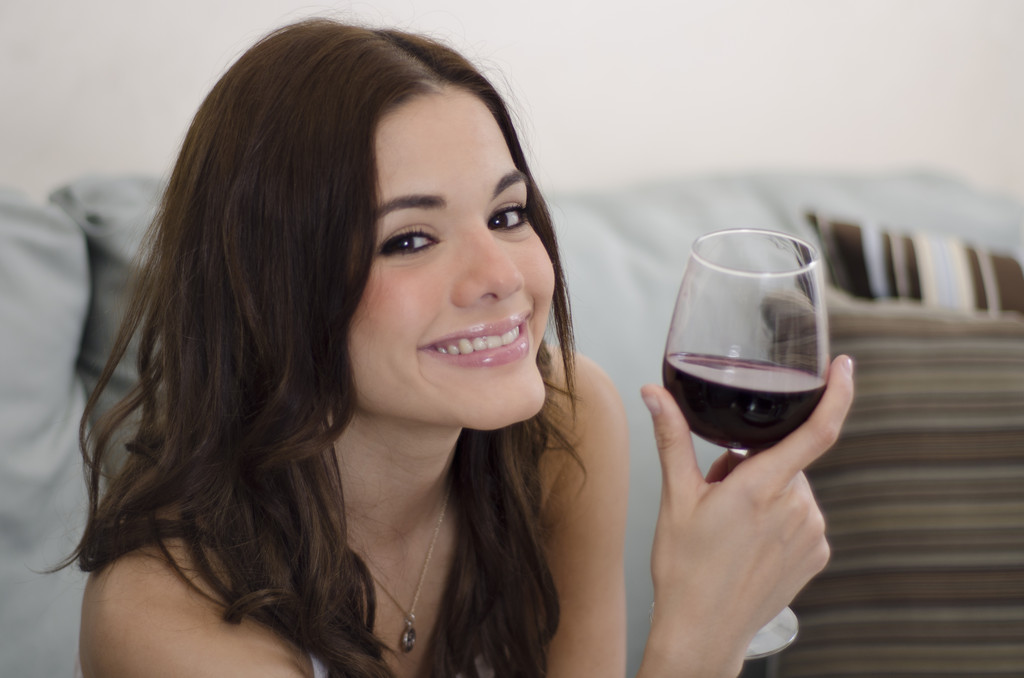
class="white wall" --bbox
[2,0,1022,202]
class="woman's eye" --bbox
[488,206,529,231]
[379,231,435,255]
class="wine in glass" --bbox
[662,228,829,658]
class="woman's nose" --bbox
[450,232,524,307]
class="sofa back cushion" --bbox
[50,174,159,473]
[0,187,90,678]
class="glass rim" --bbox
[690,228,821,278]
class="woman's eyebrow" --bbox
[492,170,527,199]
[377,194,446,218]
[377,170,527,218]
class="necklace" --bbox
[371,487,451,653]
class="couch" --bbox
[2,171,1022,676]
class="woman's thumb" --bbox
[641,384,703,487]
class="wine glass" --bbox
[662,228,829,659]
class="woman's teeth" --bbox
[436,326,520,355]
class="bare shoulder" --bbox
[80,546,311,678]
[568,351,628,444]
[542,347,630,514]
[540,351,631,673]
[546,348,629,457]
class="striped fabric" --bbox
[773,291,1024,678]
[810,214,1024,316]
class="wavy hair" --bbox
[71,19,576,678]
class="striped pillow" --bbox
[774,291,1024,678]
[809,213,1024,315]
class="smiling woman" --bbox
[65,16,853,678]
[69,20,579,678]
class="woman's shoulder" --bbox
[79,545,312,678]
[546,347,629,452]
[539,349,631,671]
[542,347,630,505]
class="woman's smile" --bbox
[423,314,530,367]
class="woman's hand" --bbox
[637,355,854,678]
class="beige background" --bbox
[2,0,1022,202]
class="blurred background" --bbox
[2,0,1022,202]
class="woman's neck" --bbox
[332,418,461,671]
[333,418,459,549]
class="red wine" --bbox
[663,353,825,452]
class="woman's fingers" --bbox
[641,384,704,492]
[744,355,854,488]
[643,352,853,497]
[704,450,743,483]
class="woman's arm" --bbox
[543,352,632,677]
[79,548,312,678]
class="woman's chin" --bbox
[461,385,548,432]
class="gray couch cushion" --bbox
[0,187,90,677]
[50,173,160,472]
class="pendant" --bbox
[400,618,416,653]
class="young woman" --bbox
[72,19,853,678]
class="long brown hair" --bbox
[71,19,576,678]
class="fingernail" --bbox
[641,389,662,416]
[842,355,854,375]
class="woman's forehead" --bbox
[374,89,516,200]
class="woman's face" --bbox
[347,88,555,435]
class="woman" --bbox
[72,18,854,678]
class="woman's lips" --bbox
[422,318,531,367]
[433,325,521,355]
